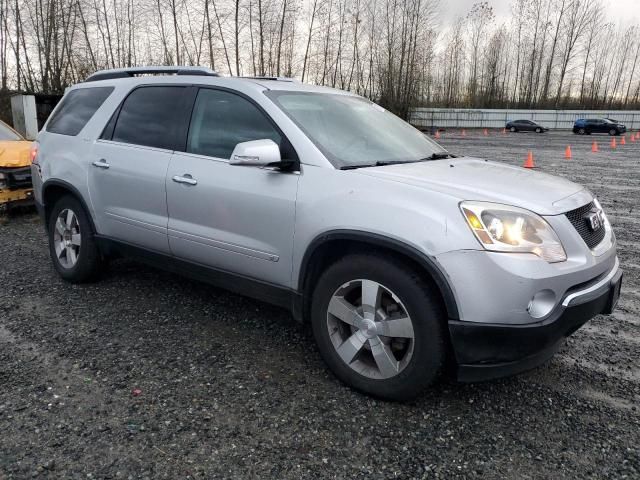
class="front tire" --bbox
[48,195,104,282]
[311,254,446,401]
[535,127,542,133]
[609,129,617,136]
[578,128,586,135]
[510,126,517,132]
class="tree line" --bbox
[1,0,639,119]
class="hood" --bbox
[0,140,33,168]
[354,157,591,216]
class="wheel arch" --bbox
[42,179,97,233]
[297,230,459,323]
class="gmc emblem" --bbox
[585,209,604,231]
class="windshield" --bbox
[266,91,447,168]
[0,122,23,141]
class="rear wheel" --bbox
[311,254,446,401]
[48,195,104,282]
[578,128,586,135]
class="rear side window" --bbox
[111,86,188,150]
[187,89,282,159]
[46,87,114,136]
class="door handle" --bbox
[92,159,110,169]
[172,174,197,186]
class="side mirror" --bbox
[229,139,282,167]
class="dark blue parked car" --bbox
[573,118,626,135]
[505,119,548,133]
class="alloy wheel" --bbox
[326,279,415,380]
[53,208,81,268]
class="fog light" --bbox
[527,290,557,319]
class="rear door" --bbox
[166,87,300,287]
[88,85,193,253]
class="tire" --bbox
[48,195,104,283]
[510,126,517,132]
[311,254,446,401]
[535,127,542,133]
[609,129,617,136]
[578,128,586,135]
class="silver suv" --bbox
[32,67,622,400]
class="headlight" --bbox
[460,201,567,263]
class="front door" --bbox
[166,88,299,288]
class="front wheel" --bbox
[311,254,446,401]
[535,127,542,133]
[48,195,104,282]
[510,126,517,132]
[609,129,617,136]
[578,128,586,135]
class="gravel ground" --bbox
[0,130,639,479]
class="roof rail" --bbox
[240,76,299,83]
[85,66,219,82]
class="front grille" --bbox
[0,166,32,190]
[565,202,606,249]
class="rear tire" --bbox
[48,195,104,283]
[311,254,446,401]
[578,128,586,135]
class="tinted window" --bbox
[112,86,188,150]
[46,87,113,136]
[187,89,281,159]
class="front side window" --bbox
[266,91,447,168]
[46,87,113,136]
[187,89,282,159]
[112,86,188,150]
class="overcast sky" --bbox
[440,0,640,27]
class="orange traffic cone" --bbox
[611,137,617,149]
[620,135,626,145]
[592,141,599,152]
[483,128,488,136]
[631,133,637,142]
[435,130,441,139]
[564,145,572,159]
[462,129,466,137]
[502,128,507,135]
[523,151,535,168]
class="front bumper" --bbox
[0,165,34,209]
[0,187,34,209]
[449,260,622,381]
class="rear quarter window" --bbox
[46,87,114,136]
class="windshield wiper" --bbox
[340,153,454,170]
[426,152,454,160]
[340,160,407,169]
